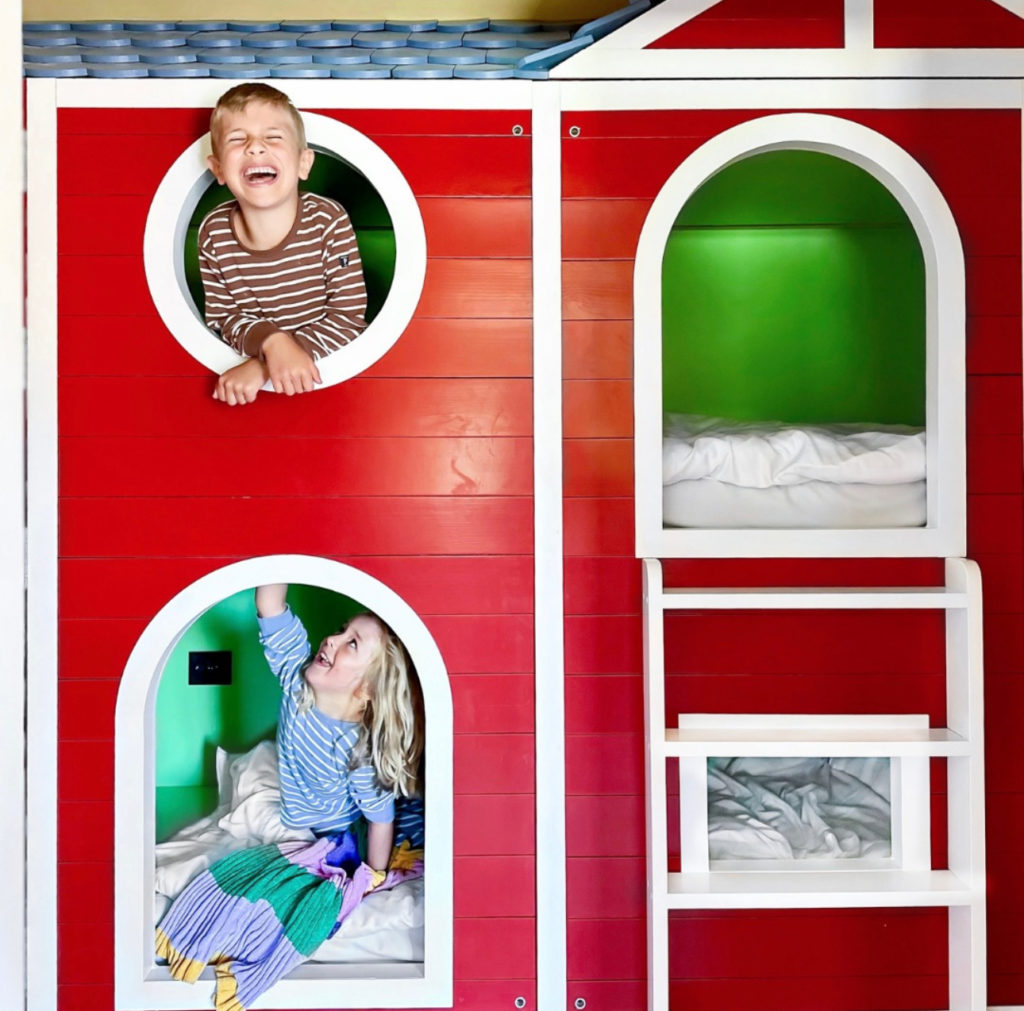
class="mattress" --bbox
[662,414,926,528]
[663,477,926,528]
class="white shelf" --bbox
[663,727,970,758]
[643,558,987,1010]
[654,586,969,610]
[665,869,974,909]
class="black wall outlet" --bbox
[188,650,232,686]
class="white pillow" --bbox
[663,413,926,487]
[216,739,277,806]
[216,740,313,844]
[155,741,310,904]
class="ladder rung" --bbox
[653,587,968,610]
[660,869,976,909]
[661,727,971,757]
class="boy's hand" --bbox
[214,357,268,406]
[263,331,322,396]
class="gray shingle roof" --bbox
[23,3,651,79]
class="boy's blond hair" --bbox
[209,83,308,156]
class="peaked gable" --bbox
[553,0,1024,78]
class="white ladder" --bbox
[643,557,987,1010]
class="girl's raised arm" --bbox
[255,583,289,618]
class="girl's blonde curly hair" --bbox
[297,613,424,798]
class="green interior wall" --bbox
[155,584,362,840]
[184,150,397,326]
[662,150,926,426]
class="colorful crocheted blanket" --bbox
[155,835,422,1011]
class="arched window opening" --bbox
[663,149,924,429]
[115,556,452,1010]
[634,113,965,558]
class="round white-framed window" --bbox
[143,111,426,391]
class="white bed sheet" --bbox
[154,741,424,964]
[707,756,892,862]
[663,414,926,487]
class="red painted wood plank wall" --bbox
[644,0,1024,50]
[561,108,1023,1008]
[874,0,1024,48]
[56,106,536,1011]
[646,0,845,49]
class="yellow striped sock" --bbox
[155,929,207,984]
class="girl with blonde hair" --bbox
[255,582,424,868]
[157,583,425,1009]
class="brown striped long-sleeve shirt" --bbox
[198,191,368,361]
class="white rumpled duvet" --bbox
[155,741,424,964]
[662,414,926,528]
[707,756,892,862]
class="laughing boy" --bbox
[199,84,367,405]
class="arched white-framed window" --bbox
[635,112,966,558]
[143,111,426,391]
[114,555,453,1010]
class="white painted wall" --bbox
[3,0,26,1006]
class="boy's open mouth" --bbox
[244,166,279,184]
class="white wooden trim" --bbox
[844,0,873,50]
[641,529,961,559]
[642,560,669,1011]
[677,757,710,872]
[633,112,965,558]
[3,1,27,1008]
[656,587,969,609]
[143,112,426,389]
[892,756,930,872]
[665,730,968,758]
[54,79,533,110]
[556,48,1024,80]
[945,558,987,1011]
[559,78,1022,110]
[665,869,973,908]
[992,0,1024,17]
[531,82,567,1011]
[26,78,58,1011]
[678,713,927,733]
[114,555,453,1010]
